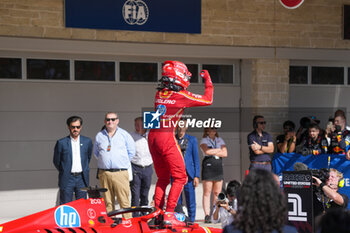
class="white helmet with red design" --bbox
[160,61,191,91]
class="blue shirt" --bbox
[247,130,273,162]
[180,134,200,179]
[94,128,136,169]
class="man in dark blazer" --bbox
[53,116,93,205]
[175,119,200,222]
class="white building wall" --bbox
[0,81,241,187]
[288,85,350,130]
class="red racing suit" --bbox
[148,75,213,212]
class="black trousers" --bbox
[130,163,153,216]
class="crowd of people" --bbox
[52,110,350,218]
[52,61,350,232]
[246,110,350,232]
[275,109,350,158]
[53,113,228,222]
[248,109,350,175]
[53,112,349,230]
[53,61,218,224]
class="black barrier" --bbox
[273,153,350,209]
[283,170,314,233]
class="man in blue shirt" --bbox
[247,115,274,171]
[94,112,136,218]
[175,119,200,222]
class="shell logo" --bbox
[88,219,95,226]
[279,0,304,9]
[160,90,173,99]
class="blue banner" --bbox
[273,153,350,208]
[65,0,201,34]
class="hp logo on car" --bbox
[54,205,81,228]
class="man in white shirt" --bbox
[53,116,93,205]
[130,117,153,216]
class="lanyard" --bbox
[107,135,111,152]
[105,128,117,152]
[208,137,217,148]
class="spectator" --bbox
[296,123,328,156]
[130,117,153,217]
[296,116,320,146]
[317,208,350,233]
[212,180,241,228]
[329,109,350,156]
[175,118,200,223]
[312,168,349,217]
[247,115,274,171]
[334,109,350,130]
[324,117,335,143]
[276,120,297,153]
[53,116,93,205]
[200,127,227,223]
[94,112,135,218]
[223,169,297,233]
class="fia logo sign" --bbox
[288,193,307,222]
[123,0,149,25]
[55,205,81,228]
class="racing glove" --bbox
[200,70,211,80]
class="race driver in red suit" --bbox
[148,61,214,212]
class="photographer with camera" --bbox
[328,110,350,157]
[276,120,297,153]
[297,123,328,156]
[312,168,349,217]
[212,180,241,228]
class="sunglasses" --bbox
[106,118,118,122]
[70,125,81,129]
[258,121,266,125]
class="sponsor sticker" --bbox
[87,208,96,219]
[143,105,166,129]
[174,212,186,222]
[54,205,81,228]
[279,0,304,9]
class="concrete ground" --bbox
[0,184,222,229]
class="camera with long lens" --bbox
[300,147,313,156]
[293,162,330,184]
[217,192,228,206]
[296,145,313,156]
[311,168,330,184]
[218,192,226,201]
[334,125,342,133]
[330,125,342,148]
